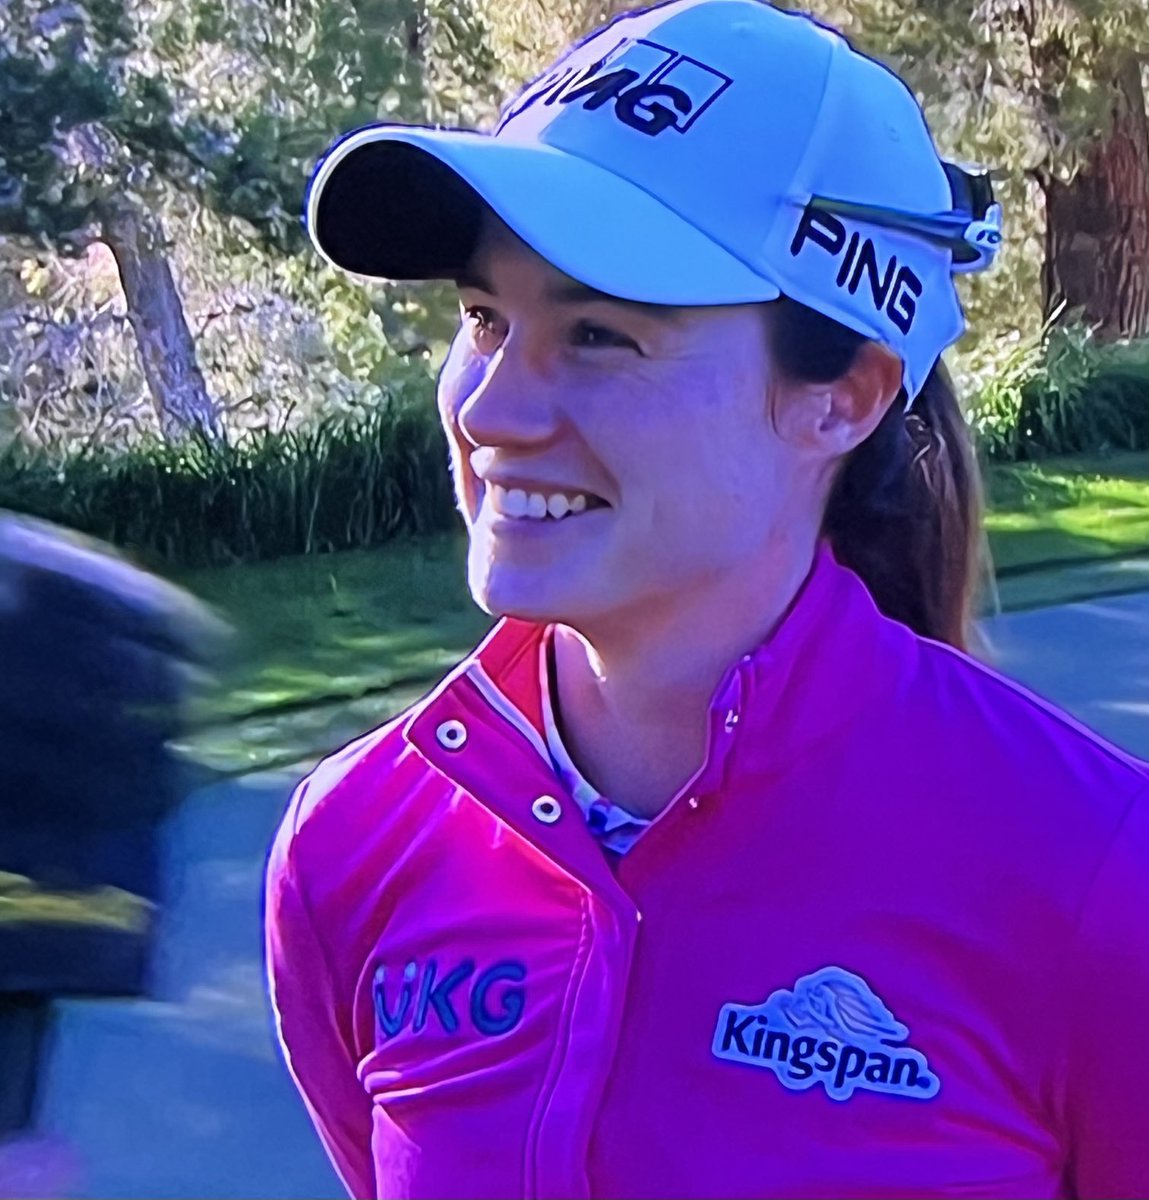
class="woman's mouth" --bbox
[487,484,609,522]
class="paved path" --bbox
[983,588,1149,759]
[27,590,1149,1198]
[34,769,342,1200]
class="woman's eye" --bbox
[460,307,639,354]
[463,306,501,341]
[572,321,638,351]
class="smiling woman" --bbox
[266,1,1149,1197]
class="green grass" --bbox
[167,531,491,773]
[984,451,1149,573]
[169,451,1149,778]
[170,533,488,722]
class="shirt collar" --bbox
[538,628,653,851]
[407,540,904,789]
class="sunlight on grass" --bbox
[985,451,1149,572]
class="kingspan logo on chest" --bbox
[713,966,940,1101]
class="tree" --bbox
[172,0,505,356]
[0,0,507,445]
[780,0,1149,343]
[1038,50,1149,339]
[0,1,223,438]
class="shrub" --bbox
[0,366,457,569]
[964,327,1042,462]
[966,318,1149,463]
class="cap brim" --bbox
[306,125,783,306]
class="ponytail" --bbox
[767,296,985,651]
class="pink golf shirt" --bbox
[264,543,1149,1198]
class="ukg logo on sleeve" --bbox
[374,957,526,1040]
[712,966,940,1101]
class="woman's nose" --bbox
[450,336,561,450]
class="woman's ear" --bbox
[774,342,903,458]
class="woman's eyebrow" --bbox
[454,269,684,324]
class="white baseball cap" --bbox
[306,0,1003,402]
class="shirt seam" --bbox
[283,832,363,1067]
[523,885,593,1198]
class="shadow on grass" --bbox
[990,529,1149,576]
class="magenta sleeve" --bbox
[264,787,376,1200]
[1062,789,1149,1198]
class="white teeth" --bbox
[526,492,548,519]
[502,487,528,517]
[489,484,599,521]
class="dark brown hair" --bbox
[766,295,986,651]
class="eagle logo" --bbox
[776,967,909,1045]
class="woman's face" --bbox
[437,213,827,632]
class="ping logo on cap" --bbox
[790,205,924,335]
[498,36,733,138]
[713,965,940,1101]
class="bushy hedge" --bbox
[966,323,1149,463]
[0,370,458,571]
[2,324,1147,571]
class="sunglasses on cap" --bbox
[807,162,1003,274]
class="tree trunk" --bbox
[100,202,221,441]
[1041,52,1149,341]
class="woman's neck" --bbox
[550,543,818,820]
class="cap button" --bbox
[435,719,468,750]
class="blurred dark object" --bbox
[0,511,228,999]
[0,995,50,1137]
[0,512,228,1190]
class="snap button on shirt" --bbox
[435,719,467,750]
[531,795,563,824]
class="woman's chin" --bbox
[468,569,590,627]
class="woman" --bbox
[265,1,1149,1196]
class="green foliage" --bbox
[167,0,503,252]
[0,0,201,248]
[0,0,503,251]
[967,319,1149,461]
[0,0,504,419]
[0,365,459,568]
[478,0,599,103]
[964,330,1041,462]
[782,0,1149,377]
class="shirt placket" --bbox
[405,677,642,1199]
